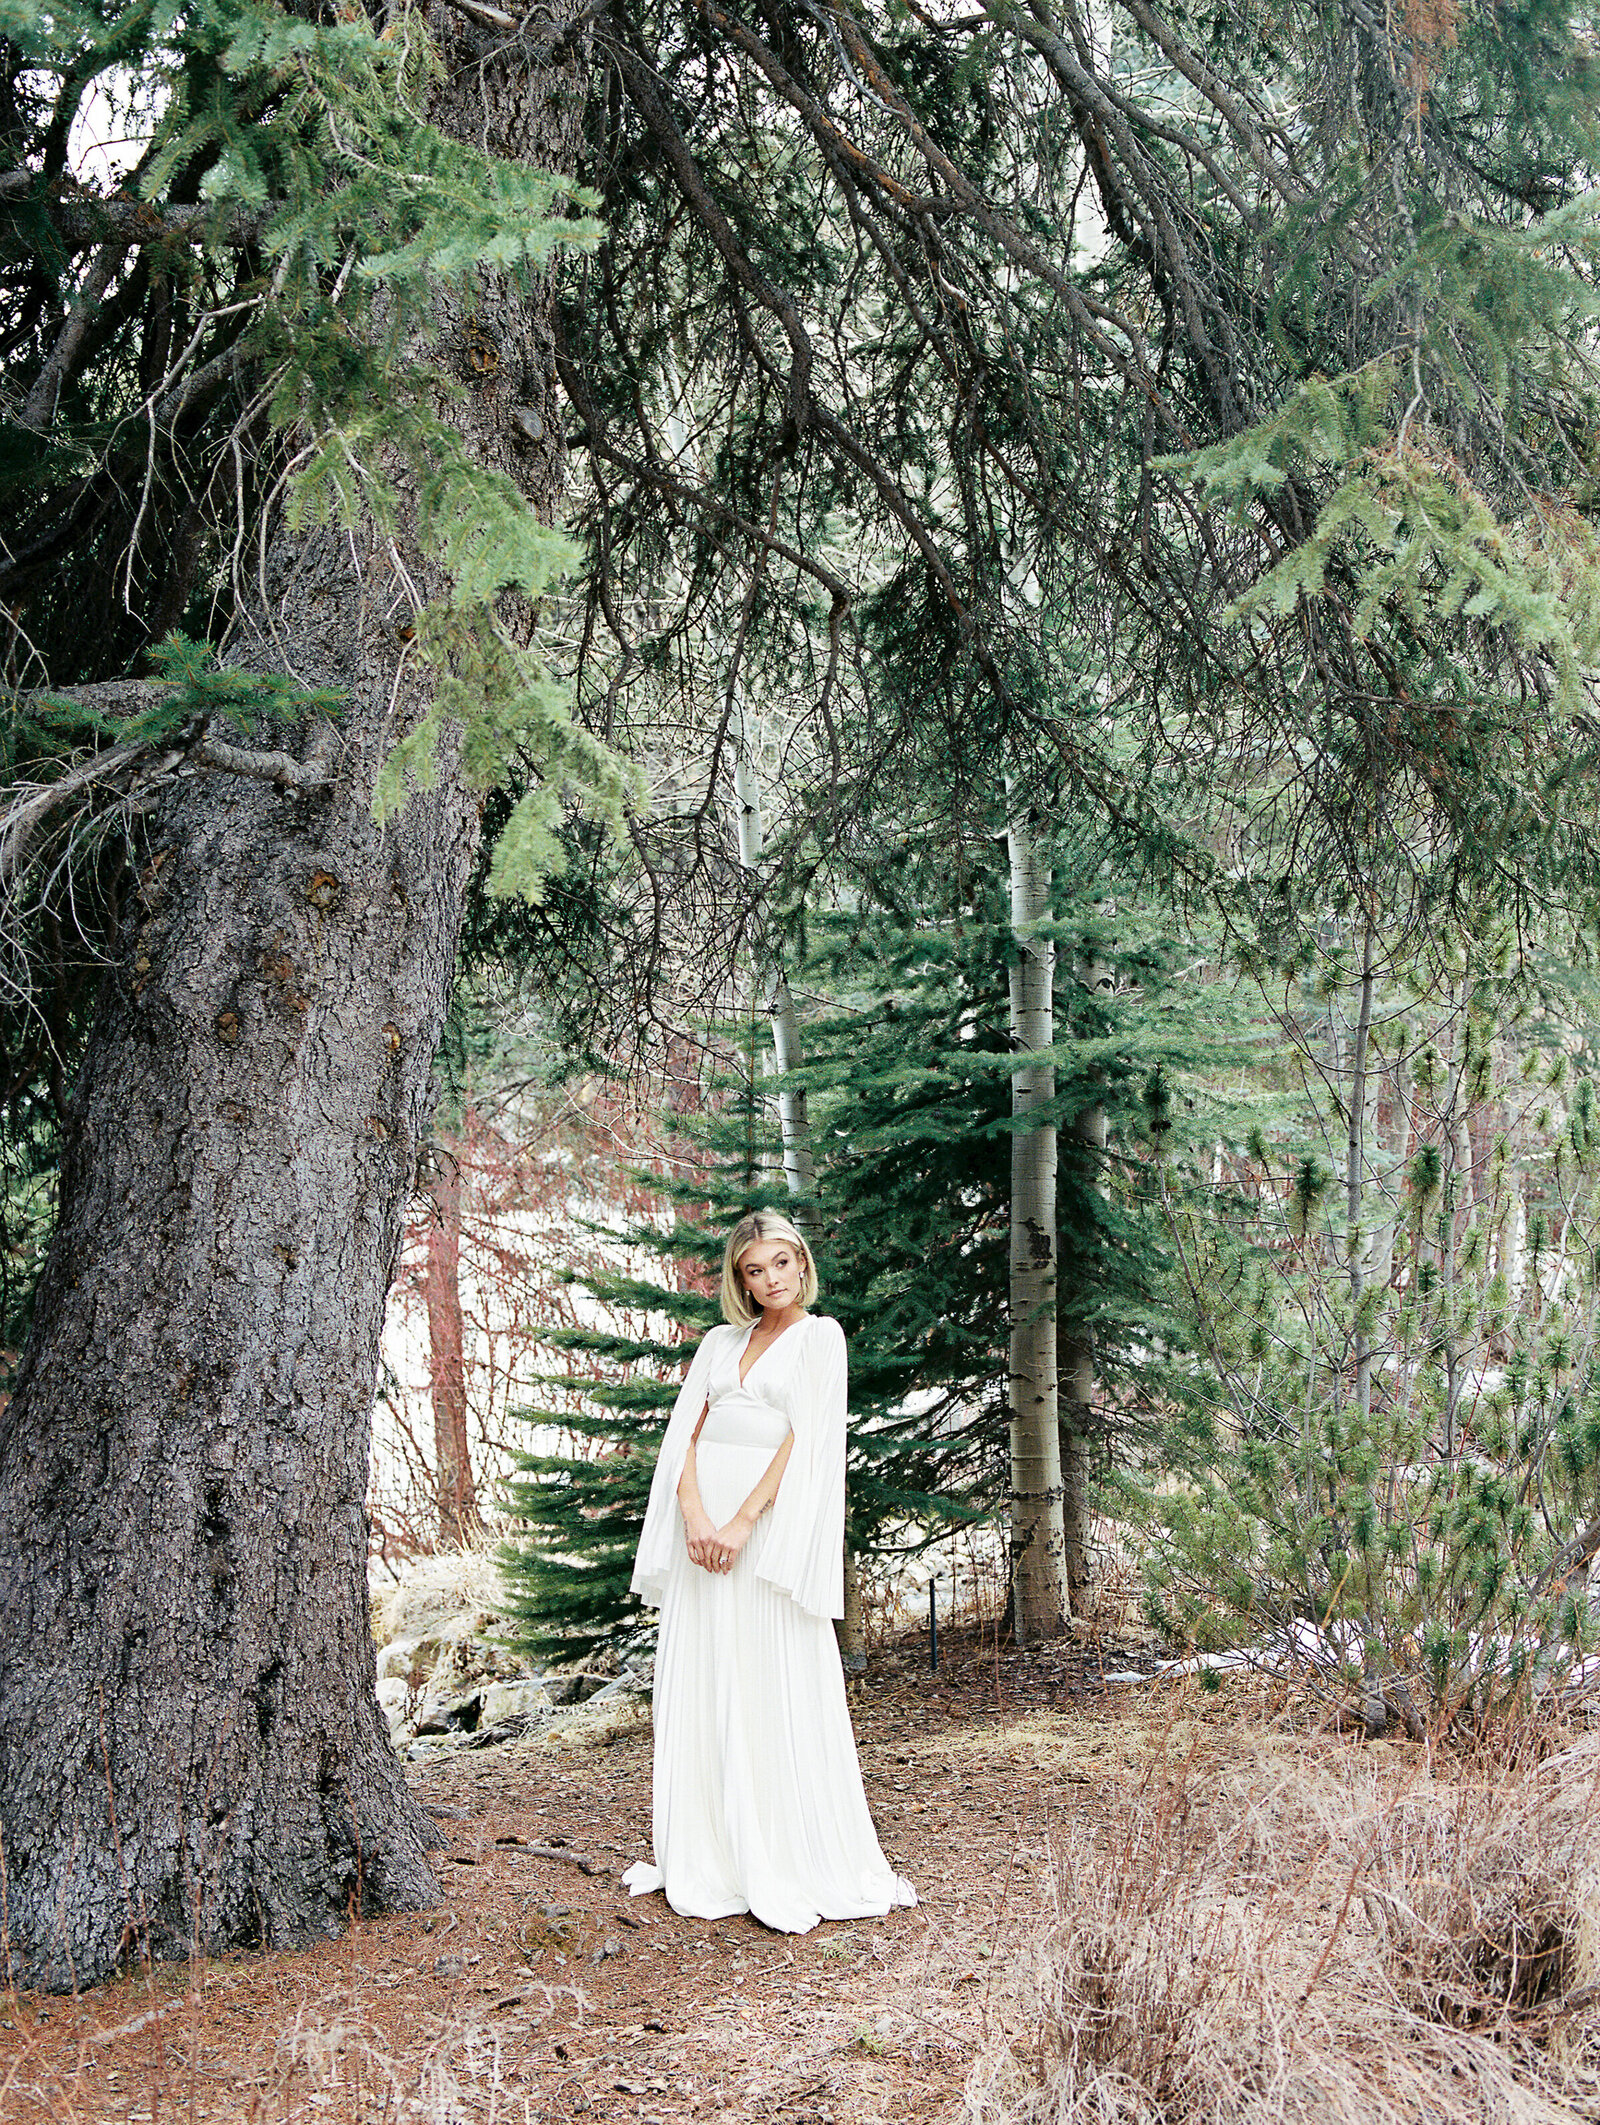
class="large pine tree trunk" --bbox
[1006,816,1068,1643]
[0,1,586,1989]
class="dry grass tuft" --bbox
[265,1992,577,2123]
[1350,1734,1600,2061]
[370,1541,510,1651]
[965,1726,1600,2124]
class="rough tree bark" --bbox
[424,1148,481,1548]
[1006,813,1069,1643]
[0,0,587,1988]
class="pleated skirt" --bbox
[623,1433,916,1933]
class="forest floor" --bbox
[4,1623,1597,2125]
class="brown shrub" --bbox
[965,1729,1600,2125]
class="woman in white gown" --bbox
[623,1211,916,1933]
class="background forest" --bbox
[3,0,1600,2085]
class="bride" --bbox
[622,1210,916,1932]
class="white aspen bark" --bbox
[1347,925,1376,1432]
[1061,947,1112,1606]
[839,1550,866,1677]
[1440,979,1476,1455]
[1344,926,1392,1737]
[728,686,814,1205]
[767,969,818,1206]
[728,681,852,1659]
[732,713,764,870]
[1007,814,1068,1642]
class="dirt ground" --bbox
[0,1626,1245,2125]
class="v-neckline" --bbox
[737,1315,803,1388]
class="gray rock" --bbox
[376,1676,412,1730]
[377,1636,429,1684]
[544,1671,610,1706]
[414,1686,483,1736]
[481,1678,553,1725]
[585,1674,649,1707]
[405,1731,473,1761]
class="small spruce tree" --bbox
[499,837,1251,1660]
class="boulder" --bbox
[405,1730,471,1760]
[481,1679,553,1726]
[377,1636,428,1684]
[585,1674,649,1707]
[544,1671,610,1707]
[371,1551,509,1649]
[415,1685,484,1736]
[376,1676,412,1731]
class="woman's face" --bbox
[738,1237,806,1316]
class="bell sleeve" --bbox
[755,1315,847,1620]
[629,1325,724,1610]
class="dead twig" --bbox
[524,1844,607,1876]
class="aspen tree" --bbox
[1007,812,1069,1640]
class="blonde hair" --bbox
[719,1210,820,1324]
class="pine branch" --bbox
[604,27,815,439]
[604,18,1021,721]
[552,396,854,603]
[1109,0,1309,202]
[12,682,334,794]
[1534,1513,1600,1595]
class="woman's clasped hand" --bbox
[682,1504,753,1574]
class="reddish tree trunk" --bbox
[425,1149,480,1546]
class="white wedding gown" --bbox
[622,1315,916,1933]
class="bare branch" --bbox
[1535,1514,1600,1595]
[604,27,815,437]
[554,389,854,602]
[39,197,264,251]
[0,741,147,889]
[10,679,332,811]
[1111,0,1309,201]
[189,734,333,794]
[19,242,127,431]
